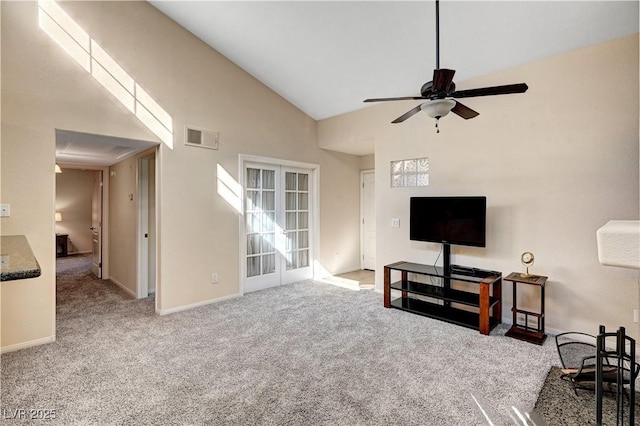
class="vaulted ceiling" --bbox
[150,1,639,121]
[55,2,639,162]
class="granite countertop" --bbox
[1,235,42,281]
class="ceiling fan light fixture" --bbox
[421,99,456,119]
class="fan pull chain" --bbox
[435,118,440,133]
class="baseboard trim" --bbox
[109,276,136,298]
[68,250,91,255]
[157,293,242,316]
[1,335,56,354]
[326,266,363,277]
[318,277,361,291]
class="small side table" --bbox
[504,272,548,345]
[56,234,68,258]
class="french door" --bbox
[244,163,314,292]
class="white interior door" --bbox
[147,157,156,294]
[137,154,157,298]
[361,171,376,270]
[91,171,103,278]
[244,163,314,292]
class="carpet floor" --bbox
[534,367,640,425]
[2,255,562,425]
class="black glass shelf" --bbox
[390,280,500,308]
[391,296,501,332]
[386,261,501,284]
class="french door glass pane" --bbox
[262,233,275,253]
[298,193,308,210]
[247,168,260,189]
[262,191,275,211]
[299,250,309,268]
[286,212,296,231]
[247,234,260,255]
[298,231,308,249]
[285,192,296,210]
[262,254,275,274]
[286,232,297,251]
[286,251,297,270]
[298,174,308,191]
[298,212,308,229]
[263,212,275,232]
[262,170,275,189]
[246,213,260,233]
[247,256,260,277]
[285,172,296,190]
[247,190,260,210]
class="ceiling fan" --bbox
[363,0,528,131]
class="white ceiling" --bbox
[56,130,159,167]
[149,1,639,123]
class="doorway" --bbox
[55,166,108,278]
[241,158,318,293]
[361,170,376,271]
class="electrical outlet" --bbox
[211,273,219,284]
[1,255,8,267]
[391,218,400,228]
[634,309,638,323]
[0,204,10,217]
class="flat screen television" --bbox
[410,196,486,247]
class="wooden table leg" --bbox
[479,279,490,335]
[384,266,390,308]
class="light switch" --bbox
[391,218,400,228]
[0,204,10,217]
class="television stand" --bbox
[384,261,502,335]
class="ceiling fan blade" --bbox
[450,83,528,99]
[391,105,423,124]
[432,68,456,93]
[451,101,479,119]
[364,96,426,103]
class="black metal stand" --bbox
[443,243,451,308]
[596,325,636,426]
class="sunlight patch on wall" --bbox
[216,164,242,214]
[38,0,174,149]
[38,0,90,72]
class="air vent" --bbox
[185,126,219,150]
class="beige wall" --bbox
[1,1,159,351]
[360,154,375,171]
[108,156,138,296]
[1,1,361,350]
[55,168,96,254]
[51,1,361,310]
[319,34,640,339]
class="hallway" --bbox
[56,254,154,322]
